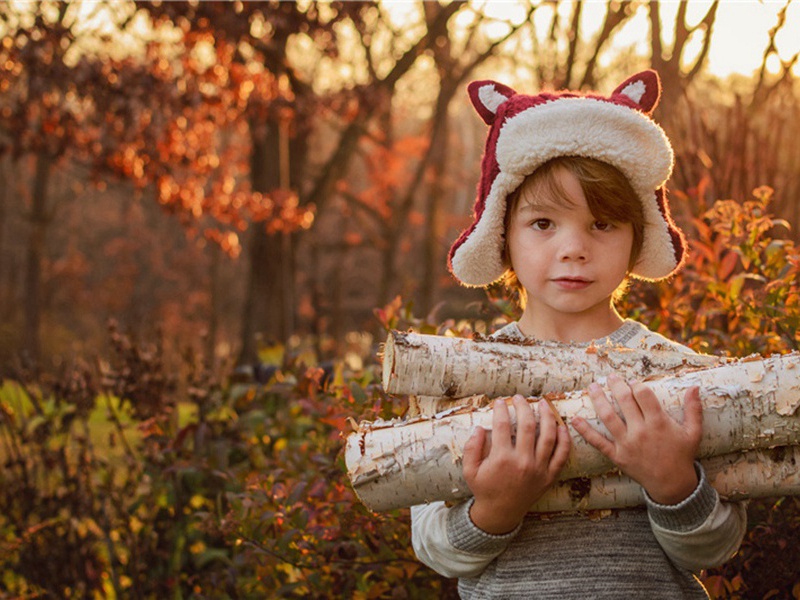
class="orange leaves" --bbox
[336,132,434,262]
[373,295,404,331]
[408,210,425,226]
[621,185,800,357]
[344,231,363,246]
[249,189,315,235]
[717,250,740,281]
[204,229,242,258]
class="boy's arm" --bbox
[572,376,747,571]
[410,500,520,578]
[645,463,747,571]
[412,397,571,579]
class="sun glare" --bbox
[708,1,800,77]
[465,0,800,79]
[58,0,800,81]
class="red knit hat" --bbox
[448,70,686,287]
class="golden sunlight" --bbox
[466,0,800,79]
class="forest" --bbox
[1,0,800,598]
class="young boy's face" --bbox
[507,166,634,330]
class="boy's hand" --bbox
[463,395,571,534]
[571,374,702,505]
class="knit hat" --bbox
[448,69,686,287]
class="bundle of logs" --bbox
[345,330,800,513]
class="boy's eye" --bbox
[594,220,614,231]
[531,218,553,230]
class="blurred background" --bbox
[2,1,800,598]
[2,0,799,370]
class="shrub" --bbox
[0,324,458,598]
[1,187,798,599]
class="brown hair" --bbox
[502,156,646,308]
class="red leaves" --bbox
[621,187,800,357]
[717,251,740,281]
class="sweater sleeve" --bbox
[411,499,520,578]
[645,462,747,571]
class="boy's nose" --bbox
[558,232,589,262]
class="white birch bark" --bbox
[529,446,800,513]
[383,330,729,399]
[347,352,800,512]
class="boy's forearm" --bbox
[647,463,747,571]
[469,498,525,535]
[411,501,515,578]
[642,463,699,506]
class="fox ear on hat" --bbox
[467,80,516,125]
[612,69,662,115]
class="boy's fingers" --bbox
[571,416,615,459]
[683,386,703,439]
[491,398,513,451]
[588,383,627,439]
[548,425,572,476]
[534,400,558,458]
[608,373,644,424]
[513,395,537,452]
[629,380,663,418]
[462,426,486,479]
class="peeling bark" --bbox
[349,352,800,512]
[530,446,800,513]
[382,330,729,399]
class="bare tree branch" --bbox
[305,1,465,213]
[459,4,535,81]
[671,0,690,60]
[649,1,664,69]
[754,0,790,104]
[685,0,719,82]
[564,0,582,88]
[338,187,388,230]
[580,0,632,89]
[353,7,378,83]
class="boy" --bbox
[411,71,746,599]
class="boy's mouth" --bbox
[552,276,592,289]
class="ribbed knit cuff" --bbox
[645,462,718,532]
[446,498,521,555]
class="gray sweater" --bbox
[411,320,747,599]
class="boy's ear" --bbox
[467,80,516,125]
[612,70,662,115]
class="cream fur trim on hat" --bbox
[448,70,687,287]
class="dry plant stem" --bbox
[530,445,800,513]
[382,330,729,400]
[348,353,800,512]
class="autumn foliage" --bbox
[3,1,800,598]
[1,189,799,599]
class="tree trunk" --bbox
[382,330,729,399]
[239,120,296,364]
[347,352,800,511]
[0,156,7,320]
[418,84,454,316]
[239,226,289,364]
[23,151,52,366]
[205,243,220,368]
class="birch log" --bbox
[347,352,800,512]
[528,446,800,513]
[383,330,729,398]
